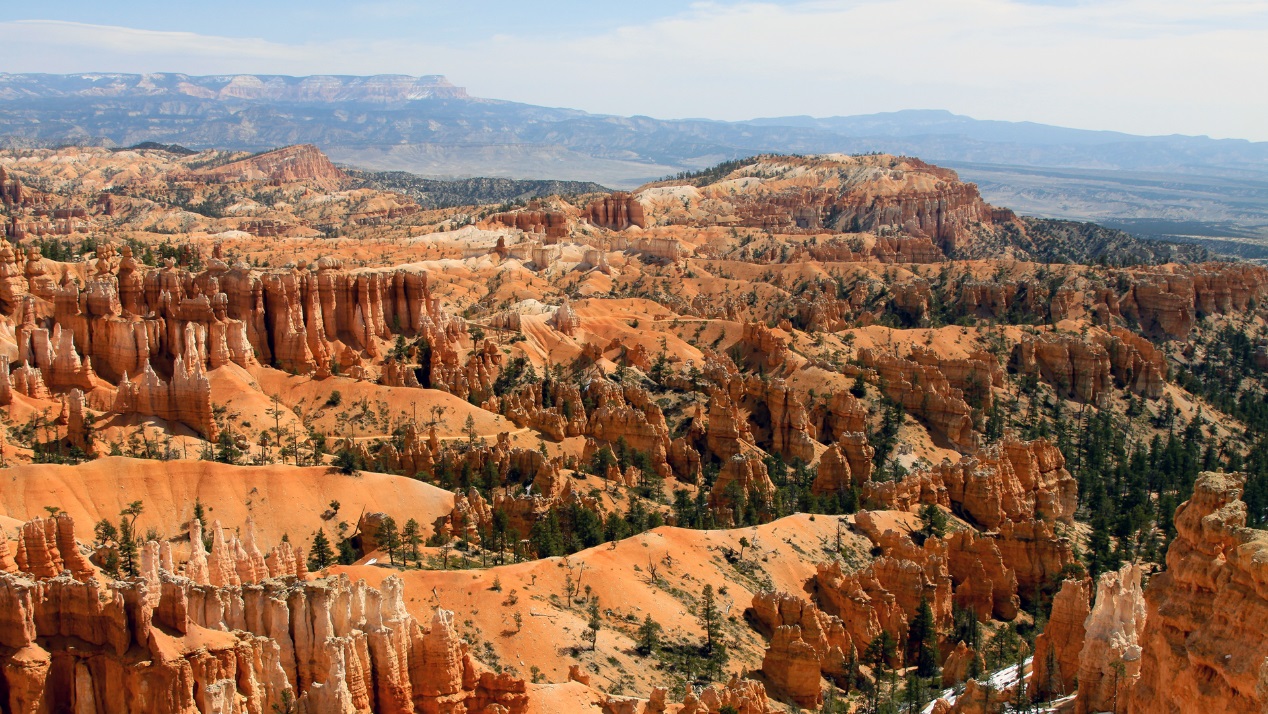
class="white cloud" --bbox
[0,21,327,74]
[1,1,1265,140]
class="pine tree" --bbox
[337,536,357,565]
[1014,649,1031,712]
[850,373,867,398]
[116,501,145,578]
[636,614,662,656]
[907,597,940,677]
[587,597,602,650]
[402,518,422,567]
[864,631,897,713]
[309,529,335,570]
[903,671,930,712]
[953,604,980,651]
[917,504,947,543]
[378,516,401,566]
[700,584,721,654]
[193,499,207,532]
[117,518,138,577]
[530,511,565,558]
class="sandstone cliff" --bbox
[1132,472,1268,714]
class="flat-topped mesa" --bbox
[193,144,346,187]
[0,569,527,714]
[1132,471,1268,714]
[638,154,1006,256]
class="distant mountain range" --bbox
[0,73,468,102]
[1,73,1266,249]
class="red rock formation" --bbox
[1013,327,1167,402]
[940,640,983,687]
[12,513,94,582]
[945,529,1019,622]
[586,381,673,476]
[813,526,952,658]
[739,322,790,374]
[858,347,976,451]
[195,144,346,187]
[1074,563,1145,714]
[703,386,754,460]
[500,379,587,442]
[1116,263,1268,338]
[760,625,822,708]
[908,344,1003,407]
[584,193,646,230]
[113,327,218,440]
[0,536,17,575]
[1132,472,1268,714]
[807,234,945,264]
[815,390,868,444]
[65,388,95,455]
[812,440,874,496]
[485,209,570,239]
[750,590,851,704]
[434,488,495,545]
[709,453,775,526]
[550,297,581,336]
[744,377,817,462]
[863,437,1077,530]
[16,318,101,394]
[0,569,525,714]
[677,675,772,714]
[994,519,1078,601]
[1031,578,1090,701]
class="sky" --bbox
[0,0,1265,140]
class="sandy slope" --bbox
[251,367,518,441]
[335,513,872,698]
[0,457,454,549]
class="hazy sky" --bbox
[1,0,1264,140]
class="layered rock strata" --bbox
[1131,472,1268,714]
